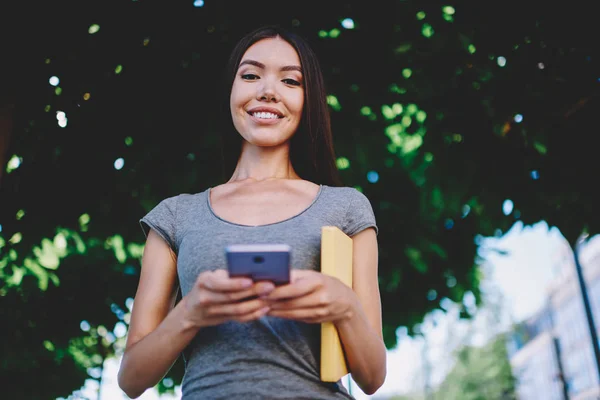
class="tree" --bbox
[432,334,517,400]
[1,0,598,397]
[384,334,517,400]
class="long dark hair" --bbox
[220,25,342,187]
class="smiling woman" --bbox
[230,39,304,149]
[117,26,386,400]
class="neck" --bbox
[229,141,301,182]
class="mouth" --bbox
[246,108,284,120]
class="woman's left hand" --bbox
[265,270,357,324]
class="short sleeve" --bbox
[343,189,378,237]
[139,195,179,253]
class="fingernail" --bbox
[261,283,274,294]
[262,287,273,295]
[242,279,253,288]
[259,291,274,300]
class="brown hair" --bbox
[220,25,341,186]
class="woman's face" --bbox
[230,37,304,148]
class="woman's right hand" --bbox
[183,269,274,328]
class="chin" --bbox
[245,132,294,148]
[251,138,290,148]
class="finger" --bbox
[200,270,253,292]
[206,297,270,317]
[289,269,314,282]
[204,305,270,325]
[267,308,329,323]
[200,315,230,327]
[267,277,319,301]
[269,291,323,310]
[206,281,275,304]
[233,306,271,323]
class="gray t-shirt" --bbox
[140,184,378,400]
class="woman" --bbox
[118,25,386,399]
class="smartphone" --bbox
[225,244,291,285]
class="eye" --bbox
[241,74,259,80]
[282,78,301,86]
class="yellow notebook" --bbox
[320,226,353,382]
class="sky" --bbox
[70,219,578,400]
[347,219,573,399]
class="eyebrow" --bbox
[239,59,302,73]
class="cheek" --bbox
[230,82,249,110]
[230,86,240,109]
[291,92,305,118]
[229,87,237,114]
[229,88,246,132]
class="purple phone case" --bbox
[226,248,290,285]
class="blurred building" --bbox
[508,235,600,400]
[508,306,564,400]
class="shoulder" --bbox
[319,185,376,219]
[324,185,372,205]
[175,190,208,206]
[147,190,208,213]
[323,186,377,236]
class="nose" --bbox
[257,78,279,102]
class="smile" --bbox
[249,111,282,119]
[248,112,283,125]
[246,106,285,121]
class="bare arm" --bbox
[266,228,387,394]
[117,229,195,398]
[117,230,274,398]
[335,227,386,394]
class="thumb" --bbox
[290,269,314,282]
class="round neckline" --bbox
[206,184,325,228]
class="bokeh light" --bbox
[442,6,455,15]
[422,23,434,38]
[56,111,67,128]
[80,320,90,332]
[6,155,22,173]
[427,289,438,301]
[114,322,127,338]
[462,204,471,218]
[336,157,350,170]
[326,95,341,111]
[329,28,341,38]
[367,171,379,183]
[341,18,355,29]
[163,378,174,388]
[446,276,457,288]
[114,158,125,170]
[530,170,540,180]
[502,199,514,215]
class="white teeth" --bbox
[252,112,279,119]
